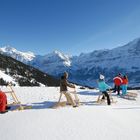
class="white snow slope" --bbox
[0,87,140,140]
[0,70,16,85]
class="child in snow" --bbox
[0,90,9,114]
[60,72,77,107]
[113,73,123,95]
[98,74,111,105]
[121,75,128,95]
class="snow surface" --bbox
[0,70,16,84]
[0,86,140,140]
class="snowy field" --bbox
[0,86,140,140]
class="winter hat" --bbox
[100,74,105,80]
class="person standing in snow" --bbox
[121,75,128,95]
[113,73,123,95]
[0,89,9,114]
[98,74,111,105]
[60,72,77,107]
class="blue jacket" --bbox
[98,80,111,92]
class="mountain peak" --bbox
[53,50,61,54]
[0,45,17,52]
[49,50,70,60]
[0,45,35,62]
[124,37,140,47]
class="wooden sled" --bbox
[51,89,81,108]
[127,92,138,97]
[120,92,138,100]
[96,91,117,104]
[5,84,32,111]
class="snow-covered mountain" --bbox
[69,38,140,87]
[72,38,140,71]
[0,46,35,63]
[31,50,72,76]
[0,46,71,76]
[1,38,140,87]
[0,53,59,86]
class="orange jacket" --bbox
[122,78,128,85]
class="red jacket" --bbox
[113,76,123,86]
[122,78,128,85]
[0,91,7,112]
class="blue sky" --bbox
[0,0,140,55]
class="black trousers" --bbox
[114,85,121,95]
[102,91,111,105]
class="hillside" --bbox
[0,54,59,86]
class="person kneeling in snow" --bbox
[60,72,77,107]
[0,89,10,114]
[98,74,111,105]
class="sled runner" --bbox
[5,83,32,111]
[11,104,32,111]
[51,101,67,109]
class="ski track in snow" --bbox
[0,87,140,140]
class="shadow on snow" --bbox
[77,91,99,96]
